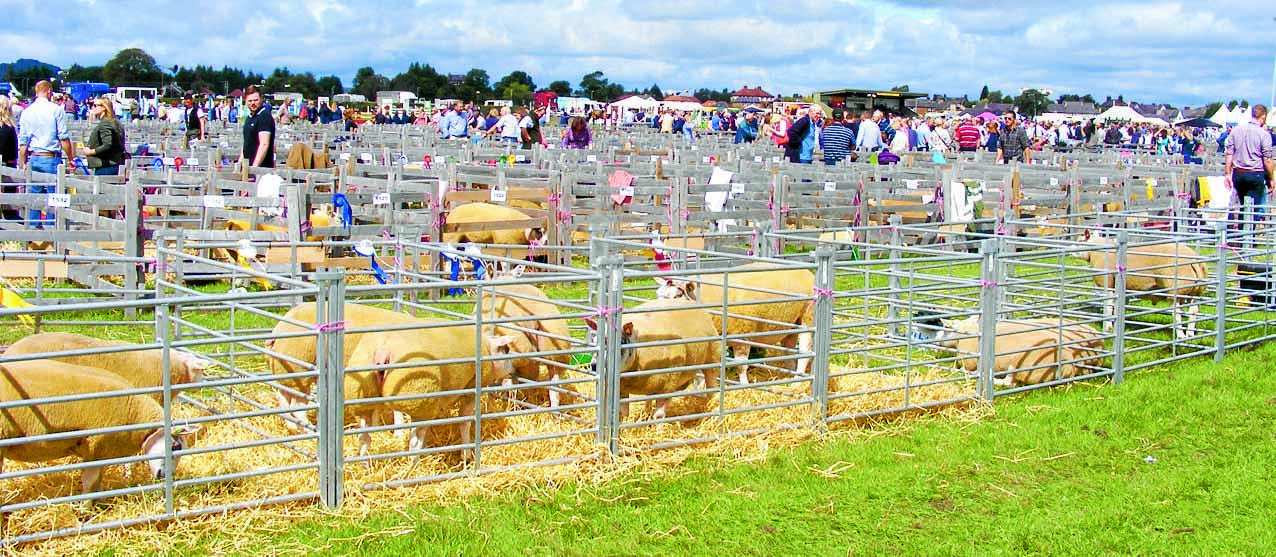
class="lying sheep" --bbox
[932,316,1105,387]
[476,266,573,407]
[585,299,721,420]
[1086,233,1208,340]
[265,302,420,447]
[3,332,209,403]
[0,360,200,495]
[348,323,517,459]
[442,202,544,247]
[657,263,814,384]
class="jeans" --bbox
[93,165,120,176]
[27,156,59,227]
[1232,171,1269,247]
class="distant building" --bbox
[730,86,774,106]
[447,74,464,86]
[663,94,701,103]
[1044,101,1100,116]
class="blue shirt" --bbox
[441,110,468,138]
[17,97,70,153]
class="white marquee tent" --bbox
[610,95,660,111]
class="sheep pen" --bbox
[2,218,1273,555]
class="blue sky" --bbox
[6,0,1275,107]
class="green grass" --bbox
[115,332,1276,557]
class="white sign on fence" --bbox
[490,188,507,202]
[46,193,71,208]
[373,193,391,206]
[824,181,837,192]
[201,195,226,208]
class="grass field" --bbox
[72,329,1273,556]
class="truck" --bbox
[65,82,112,102]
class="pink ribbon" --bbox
[316,321,346,332]
[590,306,622,320]
[528,238,544,257]
[813,287,834,300]
[980,280,999,288]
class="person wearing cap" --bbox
[820,108,854,165]
[183,94,207,148]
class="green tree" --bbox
[493,71,536,98]
[547,80,572,96]
[351,66,389,100]
[316,75,344,95]
[985,90,1007,104]
[64,64,105,82]
[578,71,607,100]
[1203,101,1222,117]
[1014,88,1051,118]
[979,85,989,102]
[501,82,533,106]
[646,83,664,100]
[891,84,910,93]
[102,48,162,87]
[459,68,491,102]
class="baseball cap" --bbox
[831,108,844,120]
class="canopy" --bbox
[1174,117,1221,128]
[660,100,708,112]
[975,111,998,122]
[611,95,659,110]
[1094,105,1144,123]
[1209,105,1247,125]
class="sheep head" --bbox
[141,424,202,481]
[655,278,696,301]
[583,319,637,372]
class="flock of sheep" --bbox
[0,227,1212,504]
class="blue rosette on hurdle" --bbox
[152,157,165,170]
[439,244,486,296]
[332,193,353,232]
[354,239,392,285]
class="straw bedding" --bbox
[4,351,980,556]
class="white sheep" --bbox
[264,302,420,455]
[934,316,1106,387]
[476,265,573,407]
[1,360,200,495]
[657,263,814,384]
[1086,234,1208,340]
[348,322,517,459]
[3,332,209,403]
[585,299,722,420]
[442,202,544,247]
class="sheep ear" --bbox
[373,345,394,366]
[487,335,518,352]
[683,282,696,297]
[510,265,525,278]
[584,318,598,330]
[940,319,954,329]
[621,322,634,337]
[141,429,165,455]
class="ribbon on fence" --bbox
[813,286,834,300]
[528,238,544,258]
[315,321,346,332]
[850,188,863,228]
[933,183,945,222]
[354,240,392,285]
[995,186,1007,236]
[440,249,487,296]
[590,305,623,321]
[980,280,999,288]
[332,193,353,232]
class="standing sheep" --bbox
[1086,234,1207,340]
[1,360,200,495]
[476,266,573,407]
[3,332,209,402]
[657,263,815,384]
[264,302,420,442]
[349,323,517,459]
[585,299,722,420]
[934,316,1106,387]
[442,202,544,247]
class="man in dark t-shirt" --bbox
[241,86,276,168]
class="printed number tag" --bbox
[619,186,635,197]
[771,156,781,163]
[162,157,175,165]
[188,158,200,166]
[490,189,507,202]
[1100,177,1109,185]
[201,195,226,208]
[702,157,711,164]
[1050,178,1059,186]
[587,155,598,162]
[754,156,763,163]
[360,153,373,163]
[731,183,745,194]
[46,194,71,208]
[824,181,837,192]
[339,153,351,161]
[373,193,391,206]
[905,180,919,189]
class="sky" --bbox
[5,0,1275,107]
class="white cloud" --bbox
[6,0,1275,106]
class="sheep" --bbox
[442,202,544,247]
[347,323,517,459]
[585,299,721,420]
[476,265,573,407]
[928,315,1106,387]
[3,332,209,403]
[264,302,420,450]
[0,360,200,496]
[1085,233,1208,340]
[657,262,815,384]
